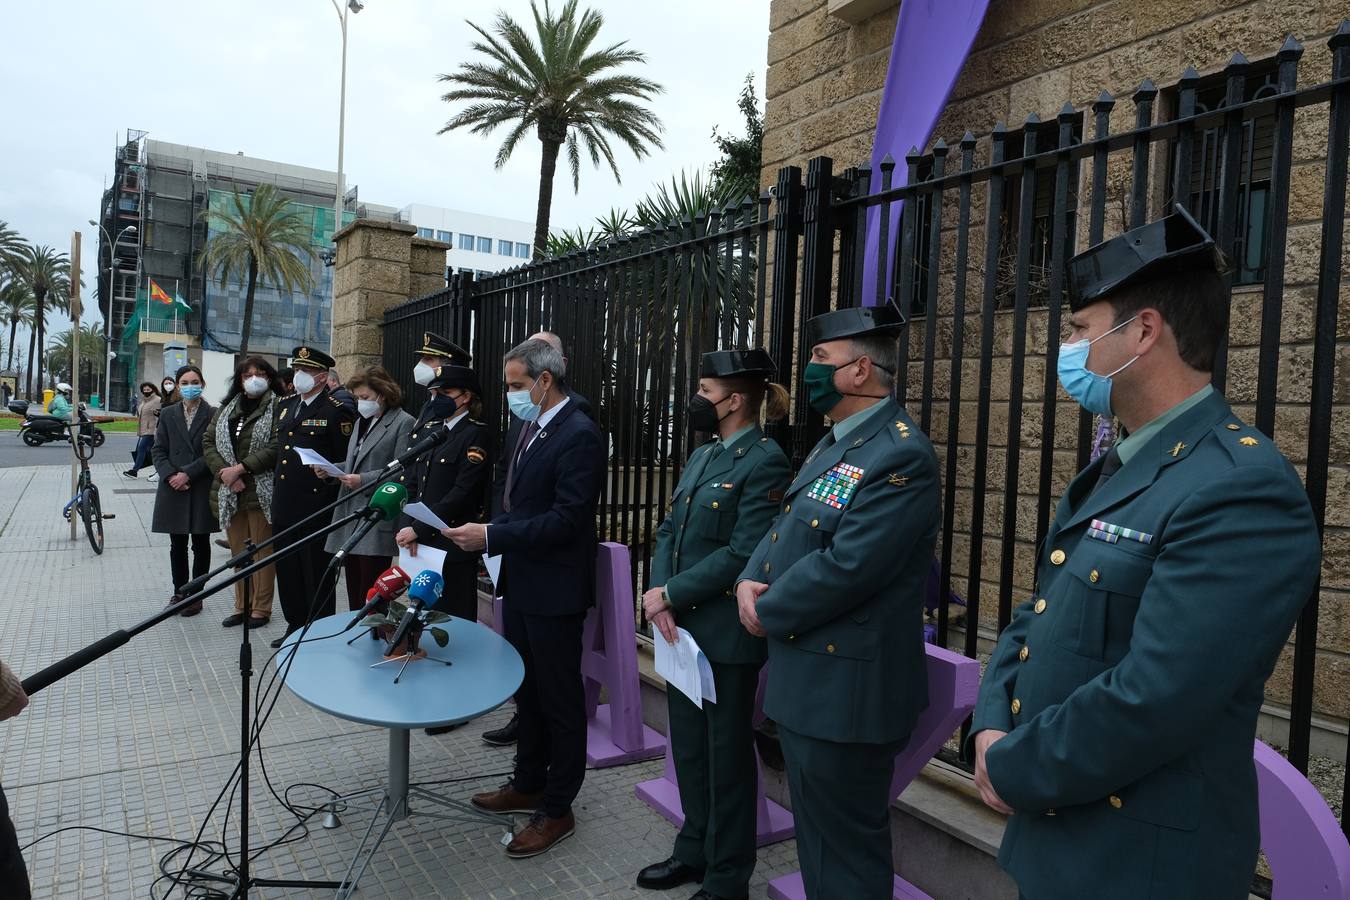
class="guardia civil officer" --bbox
[735,305,940,900]
[635,349,792,900]
[269,345,356,649]
[971,205,1321,900]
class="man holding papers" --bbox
[635,349,791,900]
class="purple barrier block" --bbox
[768,643,980,900]
[636,666,795,846]
[582,542,666,767]
[490,595,504,637]
[1255,739,1350,900]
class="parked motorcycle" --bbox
[12,400,106,448]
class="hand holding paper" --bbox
[295,447,344,477]
[654,627,717,708]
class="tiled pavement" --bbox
[0,463,802,898]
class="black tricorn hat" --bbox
[291,345,335,371]
[699,349,776,379]
[427,364,481,394]
[1068,204,1229,310]
[805,302,906,347]
[416,331,471,366]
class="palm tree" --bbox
[199,183,317,356]
[45,323,106,386]
[13,245,71,397]
[0,221,25,273]
[437,0,665,257]
[0,279,35,372]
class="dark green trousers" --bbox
[779,725,904,900]
[668,660,761,897]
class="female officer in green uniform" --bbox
[635,349,791,900]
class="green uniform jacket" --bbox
[973,391,1321,900]
[649,426,791,664]
[740,397,940,745]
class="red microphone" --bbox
[344,566,411,630]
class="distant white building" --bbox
[396,204,534,279]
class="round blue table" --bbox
[280,613,524,898]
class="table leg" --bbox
[389,727,410,822]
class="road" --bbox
[0,429,140,468]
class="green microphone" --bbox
[333,482,408,562]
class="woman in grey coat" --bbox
[319,366,415,611]
[151,365,219,616]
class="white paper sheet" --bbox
[654,627,717,708]
[482,553,503,588]
[399,543,447,579]
[404,501,450,532]
[294,447,344,477]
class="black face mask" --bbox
[425,393,457,419]
[687,393,732,434]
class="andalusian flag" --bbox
[149,279,191,311]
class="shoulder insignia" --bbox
[1226,423,1241,431]
[1239,436,1259,446]
[1169,441,1186,457]
[279,407,289,419]
[768,489,784,501]
[887,473,908,487]
[340,422,353,436]
[466,446,486,464]
[329,394,343,407]
[895,421,912,438]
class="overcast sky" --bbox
[0,0,769,333]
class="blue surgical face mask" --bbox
[506,376,543,422]
[1056,315,1139,416]
[179,384,203,402]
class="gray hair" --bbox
[530,330,564,354]
[852,334,899,389]
[505,338,567,381]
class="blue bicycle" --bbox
[61,419,114,554]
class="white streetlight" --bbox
[89,219,137,411]
[327,0,363,353]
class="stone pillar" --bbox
[331,219,449,379]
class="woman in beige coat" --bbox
[124,381,162,478]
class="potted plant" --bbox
[361,601,453,659]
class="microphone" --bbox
[384,423,450,472]
[386,569,444,655]
[331,482,408,563]
[343,565,411,630]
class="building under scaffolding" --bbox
[92,130,396,411]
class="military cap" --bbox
[427,364,481,394]
[805,302,906,347]
[290,345,335,371]
[415,331,471,365]
[700,349,776,379]
[1068,204,1230,310]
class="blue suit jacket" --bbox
[488,399,606,616]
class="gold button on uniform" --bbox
[1018,646,1029,662]
[788,634,795,641]
[1109,795,1123,809]
[763,562,771,574]
[1033,599,1047,614]
[784,504,791,513]
[1089,569,1099,583]
[285,445,291,450]
[712,501,719,509]
[1045,808,1057,817]
[826,643,836,654]
[686,497,691,505]
[1010,698,1021,715]
[1227,423,1241,430]
[811,518,819,528]
[771,533,778,542]
[1050,549,1066,565]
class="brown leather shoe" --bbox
[505,811,574,858]
[470,784,544,815]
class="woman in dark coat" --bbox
[151,364,219,616]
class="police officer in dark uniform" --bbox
[411,331,471,402]
[269,345,356,649]
[635,349,791,900]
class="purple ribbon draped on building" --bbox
[861,0,991,306]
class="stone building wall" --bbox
[762,0,1349,736]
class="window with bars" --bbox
[1163,61,1279,286]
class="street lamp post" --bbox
[328,0,363,353]
[89,219,136,412]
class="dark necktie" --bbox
[1090,445,1123,496]
[502,421,539,513]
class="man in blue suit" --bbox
[445,337,606,859]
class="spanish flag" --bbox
[149,279,173,305]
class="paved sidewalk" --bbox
[0,463,801,898]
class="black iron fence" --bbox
[385,27,1350,833]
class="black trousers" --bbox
[436,560,479,621]
[0,785,29,900]
[503,604,586,818]
[169,533,212,594]
[274,525,337,633]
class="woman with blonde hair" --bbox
[320,366,415,611]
